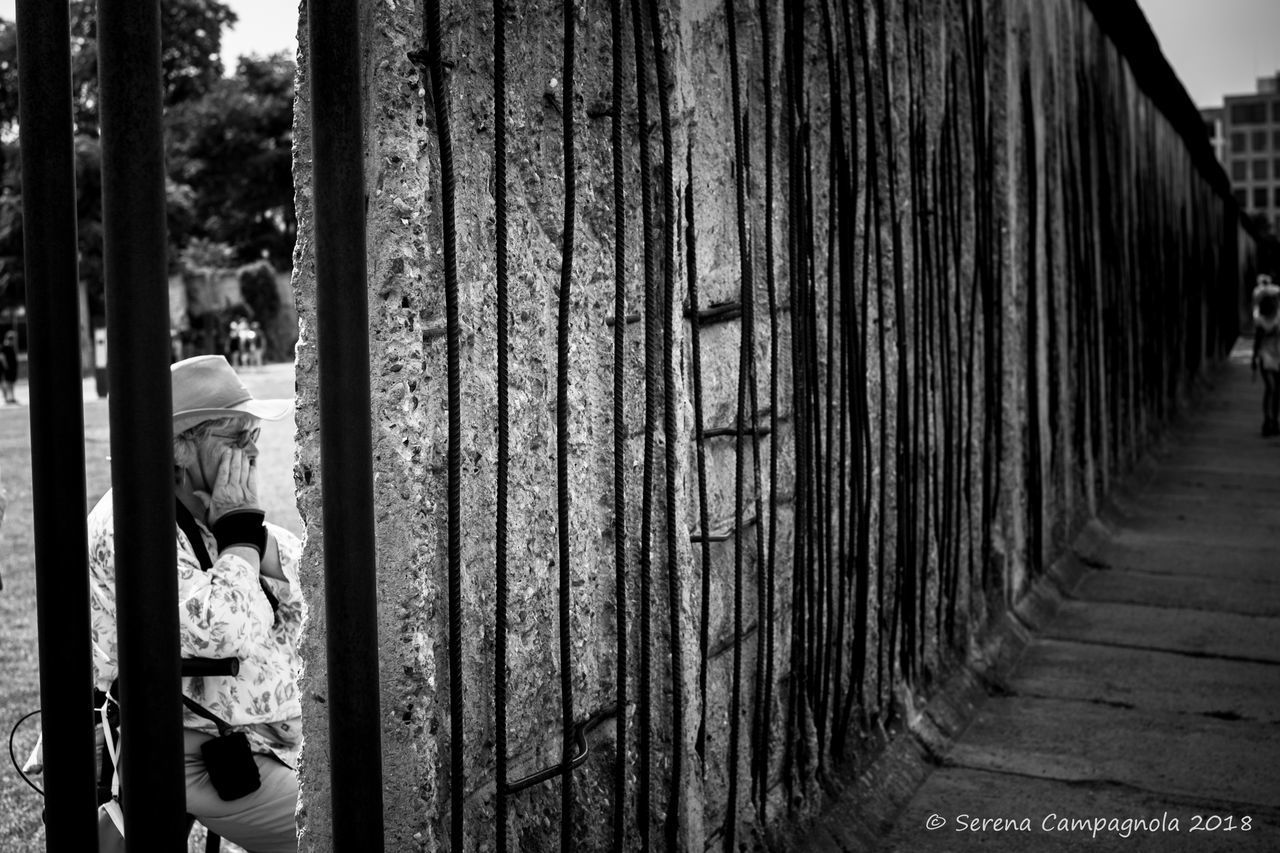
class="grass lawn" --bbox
[0,363,300,852]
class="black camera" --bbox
[201,731,262,801]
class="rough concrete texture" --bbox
[289,0,1253,849]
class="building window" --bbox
[1254,186,1268,209]
[1235,189,1248,207]
[1233,161,1248,180]
[1274,130,1280,149]
[1274,100,1280,122]
[1205,120,1216,138]
[1255,160,1271,180]
[1231,102,1267,124]
[1254,130,1269,151]
[1232,133,1248,153]
[1275,186,1280,206]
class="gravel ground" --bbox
[0,362,300,852]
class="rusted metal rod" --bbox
[308,0,387,848]
[15,0,97,847]
[97,0,187,846]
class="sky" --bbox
[1138,0,1280,107]
[214,0,298,67]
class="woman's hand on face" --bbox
[203,447,260,524]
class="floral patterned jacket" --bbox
[87,488,305,765]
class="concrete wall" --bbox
[289,0,1250,850]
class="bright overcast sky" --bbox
[217,0,298,66]
[1139,0,1280,107]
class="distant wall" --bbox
[290,0,1251,850]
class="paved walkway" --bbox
[878,345,1280,851]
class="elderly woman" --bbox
[87,355,303,852]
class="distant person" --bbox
[1,331,18,404]
[1253,273,1279,313]
[245,322,265,368]
[227,318,245,367]
[87,355,301,851]
[1253,288,1280,436]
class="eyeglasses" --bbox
[208,426,261,449]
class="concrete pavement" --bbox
[814,344,1280,851]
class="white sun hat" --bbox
[170,355,292,435]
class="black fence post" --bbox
[97,0,187,848]
[307,1,387,849]
[14,1,98,848]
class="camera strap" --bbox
[181,695,234,738]
[175,499,214,570]
[175,499,279,614]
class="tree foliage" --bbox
[167,54,296,269]
[239,259,280,323]
[65,0,237,136]
[0,0,296,323]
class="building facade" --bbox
[1217,73,1280,234]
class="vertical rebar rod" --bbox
[15,2,97,848]
[418,1,464,847]
[96,0,187,847]
[494,0,510,849]
[644,0,685,844]
[686,140,713,786]
[556,1,578,848]
[308,0,386,848]
[609,0,630,846]
[628,0,658,844]
[754,0,779,821]
[724,0,753,843]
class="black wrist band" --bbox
[212,509,268,557]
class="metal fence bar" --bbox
[14,1,98,848]
[96,0,188,847]
[307,1,386,849]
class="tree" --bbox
[0,1,236,136]
[166,53,296,269]
[0,1,298,336]
[65,0,237,136]
[239,259,280,327]
[0,0,243,321]
[238,258,289,359]
[158,0,239,107]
